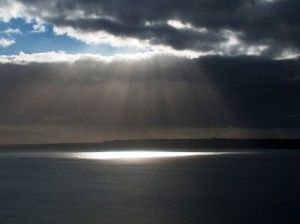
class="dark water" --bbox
[1,149,300,224]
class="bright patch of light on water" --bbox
[0,150,262,160]
[74,151,217,160]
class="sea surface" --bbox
[0,149,300,224]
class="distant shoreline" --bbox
[0,139,300,151]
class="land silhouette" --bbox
[1,139,300,152]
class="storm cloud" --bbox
[2,0,300,57]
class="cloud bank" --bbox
[1,0,300,58]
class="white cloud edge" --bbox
[0,51,189,64]
[0,47,298,65]
[275,48,300,60]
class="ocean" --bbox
[0,149,300,224]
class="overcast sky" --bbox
[0,0,299,143]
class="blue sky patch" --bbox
[0,18,140,55]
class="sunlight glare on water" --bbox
[74,151,217,160]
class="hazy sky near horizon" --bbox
[0,0,300,143]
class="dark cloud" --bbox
[1,55,299,129]
[49,17,225,51]
[13,0,300,56]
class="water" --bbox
[1,149,300,224]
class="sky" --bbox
[0,0,300,144]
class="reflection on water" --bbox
[74,151,217,159]
[0,150,258,160]
[1,149,300,224]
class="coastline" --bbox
[1,139,300,152]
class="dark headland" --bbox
[0,139,300,152]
